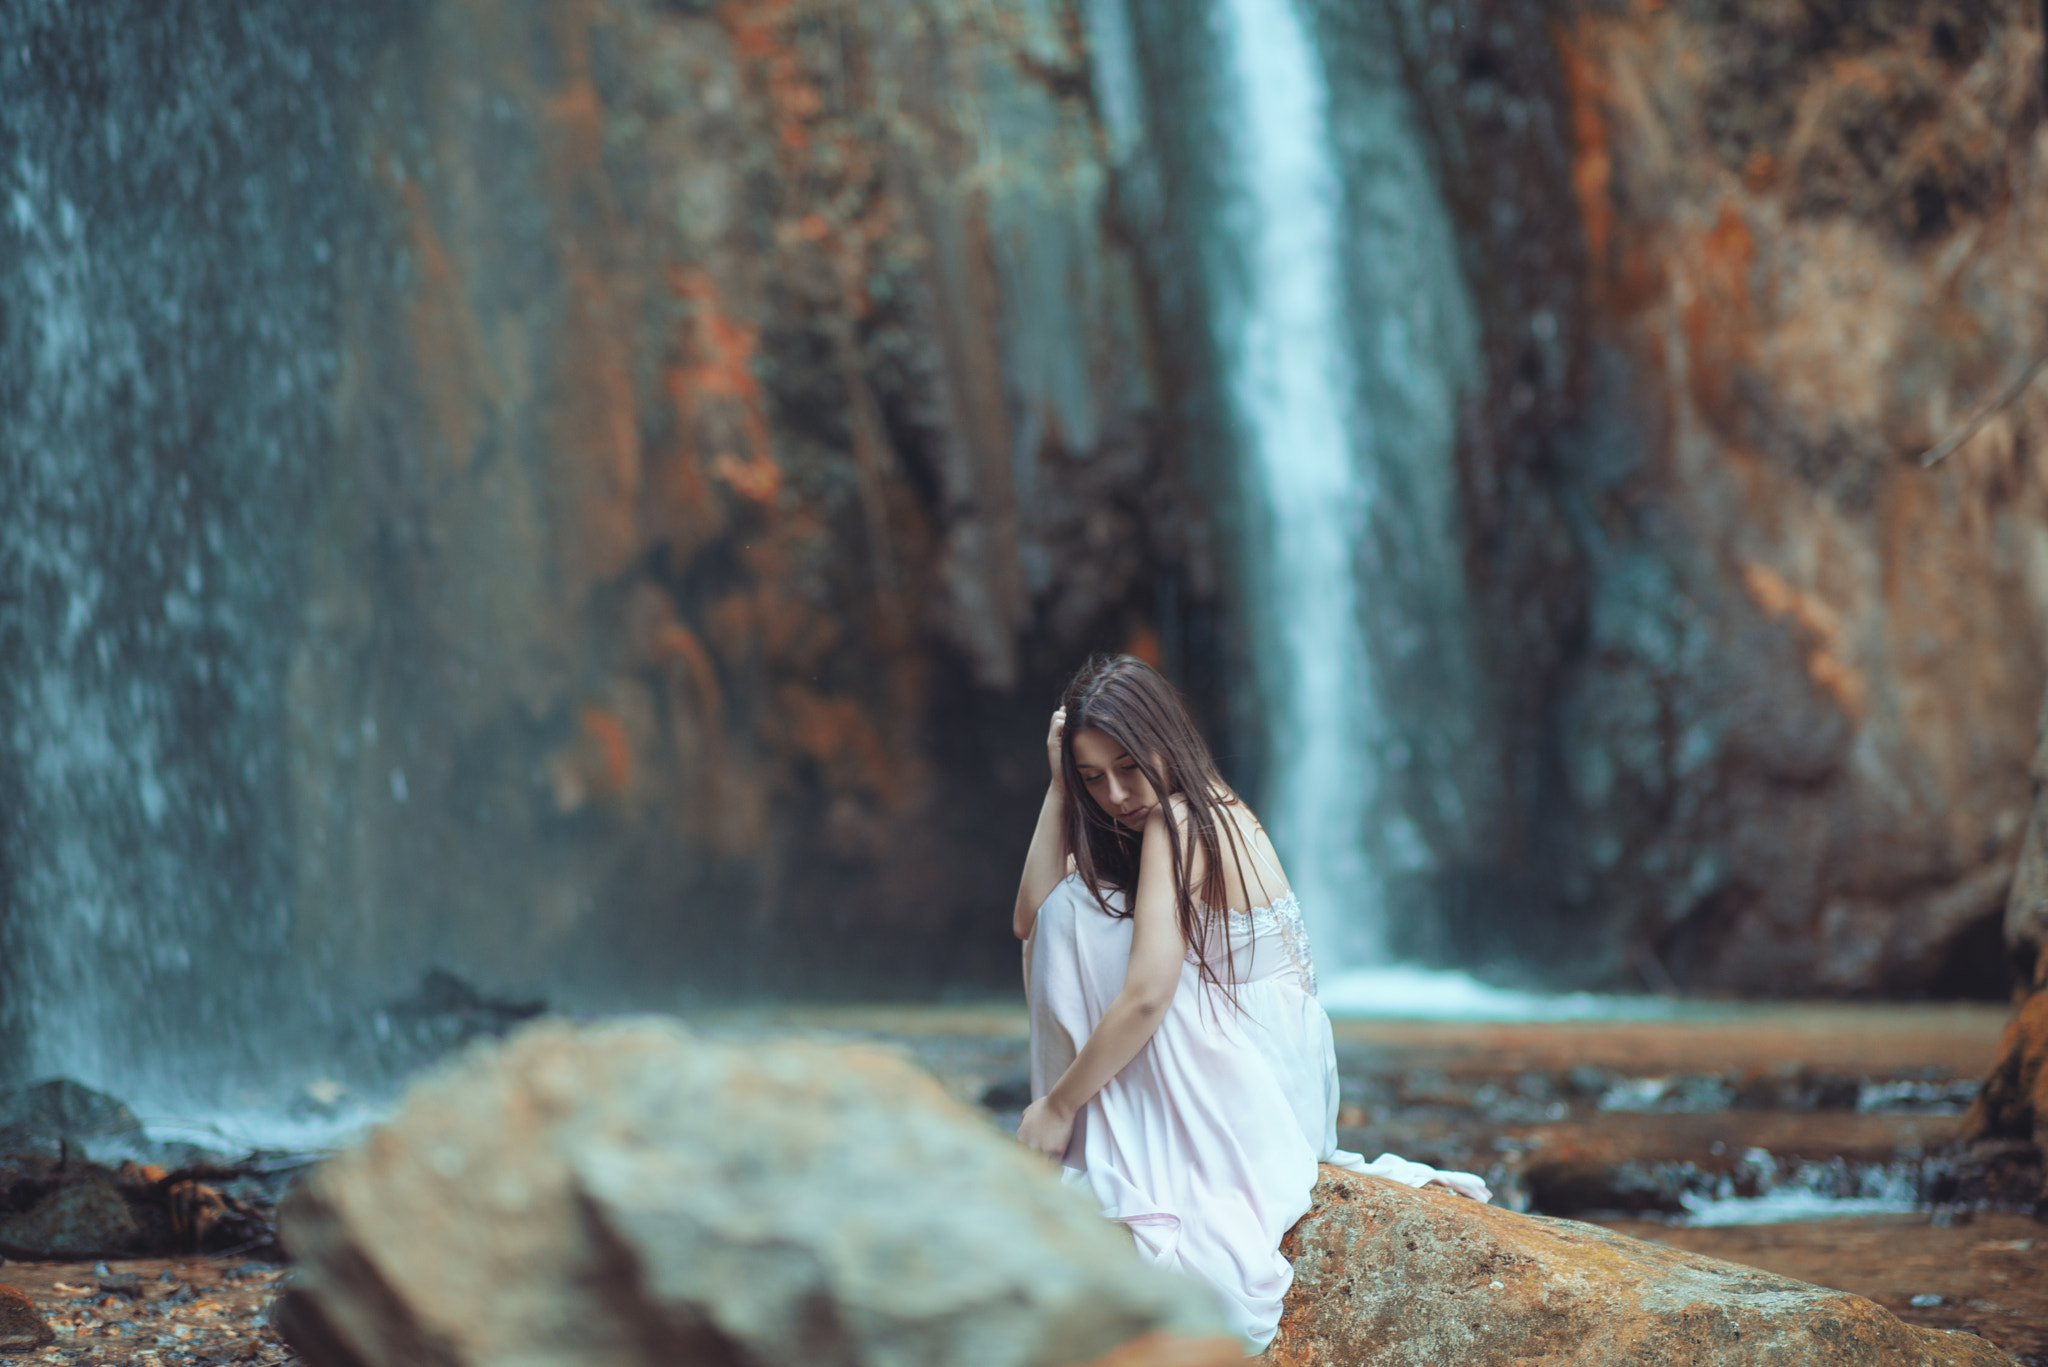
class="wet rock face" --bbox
[1463,0,2048,992]
[278,1019,1229,1367]
[10,0,2036,1038]
[1,0,1209,1085]
[1268,1167,2011,1366]
[0,0,1204,1060]
[286,0,1202,1005]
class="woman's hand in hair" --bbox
[1016,1094,1075,1161]
[1045,706,1067,790]
[1014,710,1073,939]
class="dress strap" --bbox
[1233,817,1290,901]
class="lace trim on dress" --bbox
[1221,895,1317,996]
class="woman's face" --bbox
[1070,727,1161,829]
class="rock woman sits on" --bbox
[1013,654,1489,1352]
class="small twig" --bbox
[1918,350,2048,468]
[205,1234,282,1263]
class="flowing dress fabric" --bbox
[1027,872,1489,1350]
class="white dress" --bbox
[1026,865,1490,1351]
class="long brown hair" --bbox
[1059,654,1265,999]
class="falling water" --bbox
[0,1,396,1103]
[1206,0,1380,957]
[1202,0,1486,972]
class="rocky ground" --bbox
[0,1257,292,1365]
[0,1001,2039,1364]
[743,1000,2046,1363]
[1,1222,2034,1365]
[1605,1213,2047,1362]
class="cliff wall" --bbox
[281,0,1221,1004]
[9,0,2047,1069]
[0,0,1213,1086]
[1452,0,2048,993]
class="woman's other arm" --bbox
[1012,707,1071,940]
[1016,800,1191,1157]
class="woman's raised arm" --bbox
[1012,707,1071,940]
[1016,798,1192,1158]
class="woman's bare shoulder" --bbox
[1214,799,1291,904]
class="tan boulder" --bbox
[278,1018,1231,1367]
[1267,1167,2011,1366]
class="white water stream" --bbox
[1205,0,1483,973]
[1208,0,1385,961]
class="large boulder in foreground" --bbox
[278,1019,1236,1367]
[1268,1168,2011,1366]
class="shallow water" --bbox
[1318,967,1683,1022]
[1676,1190,1923,1227]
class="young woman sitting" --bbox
[1013,654,1489,1351]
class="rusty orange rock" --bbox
[1266,1167,2010,1366]
[1962,988,2048,1208]
[0,1285,52,1353]
[1963,685,2048,1202]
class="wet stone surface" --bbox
[1602,1213,2048,1366]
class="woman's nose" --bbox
[1106,774,1126,804]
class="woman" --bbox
[1013,654,1488,1351]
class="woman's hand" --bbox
[1021,807,1188,1151]
[1015,1095,1075,1161]
[1046,706,1067,790]
[1014,707,1074,939]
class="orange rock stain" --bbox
[1740,562,1867,719]
[1553,23,1614,296]
[1684,204,1758,432]
[777,683,897,803]
[718,0,823,155]
[650,619,726,731]
[667,266,782,508]
[578,705,635,795]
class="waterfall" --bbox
[1206,0,1383,960]
[0,1,392,1103]
[1200,0,1486,973]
